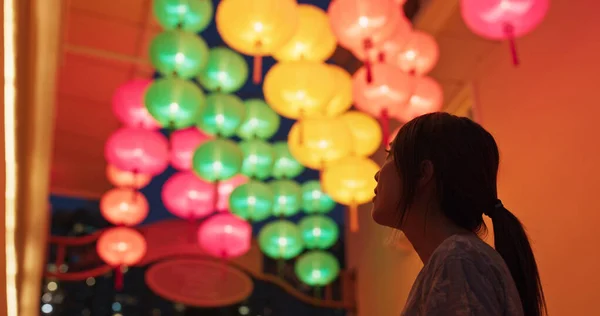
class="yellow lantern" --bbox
[216,0,299,83]
[264,61,336,119]
[288,116,351,170]
[323,65,353,117]
[340,111,382,157]
[321,156,379,232]
[273,4,337,62]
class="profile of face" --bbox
[371,149,403,228]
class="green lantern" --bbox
[192,138,243,181]
[258,220,304,260]
[149,30,209,79]
[272,142,304,179]
[145,77,205,129]
[197,47,249,93]
[301,180,336,214]
[295,251,340,287]
[153,0,214,33]
[196,93,246,137]
[229,181,273,222]
[270,180,302,217]
[239,140,274,180]
[298,215,339,250]
[236,99,280,140]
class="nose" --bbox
[374,170,380,182]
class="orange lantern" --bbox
[216,0,299,83]
[97,227,147,290]
[106,165,152,189]
[340,111,382,157]
[323,65,353,117]
[395,30,439,76]
[400,76,443,122]
[100,188,149,226]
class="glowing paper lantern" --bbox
[237,99,280,140]
[192,139,243,182]
[216,0,299,83]
[295,251,340,287]
[272,142,305,179]
[145,77,206,129]
[239,139,274,180]
[395,31,439,76]
[273,4,336,62]
[258,220,304,260]
[162,171,215,220]
[298,215,339,250]
[400,76,444,122]
[149,30,209,79]
[351,17,412,63]
[229,181,274,222]
[216,174,248,212]
[170,127,212,171]
[288,117,352,170]
[340,111,382,157]
[197,47,248,93]
[112,79,160,129]
[321,156,379,232]
[323,65,353,117]
[105,127,169,176]
[196,93,246,137]
[198,213,252,259]
[100,188,149,226]
[270,180,302,217]
[153,0,214,33]
[97,227,147,290]
[263,61,335,119]
[301,180,336,214]
[106,165,152,189]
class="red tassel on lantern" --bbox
[115,266,124,291]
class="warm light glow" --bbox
[277,237,288,246]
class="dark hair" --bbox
[392,112,547,316]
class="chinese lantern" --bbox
[273,4,336,62]
[162,171,215,220]
[394,0,407,5]
[229,181,274,222]
[272,142,305,179]
[153,0,214,33]
[112,79,160,130]
[100,188,149,226]
[350,17,412,64]
[197,47,248,93]
[236,99,280,141]
[105,127,169,176]
[298,215,339,250]
[216,174,248,212]
[239,139,274,180]
[270,180,302,217]
[263,61,336,119]
[301,180,336,215]
[400,76,443,122]
[196,93,246,137]
[106,165,152,189]
[192,138,243,182]
[216,0,299,83]
[149,30,209,79]
[323,65,353,117]
[395,30,439,76]
[460,0,549,66]
[258,220,304,260]
[295,251,340,287]
[96,227,147,290]
[321,156,379,232]
[144,77,206,129]
[170,127,212,171]
[340,111,382,157]
[198,213,252,259]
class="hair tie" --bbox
[484,199,503,218]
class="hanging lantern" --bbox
[351,17,412,63]
[239,139,274,180]
[96,227,147,290]
[198,213,252,259]
[106,165,152,189]
[196,93,246,137]
[323,65,353,117]
[273,4,336,62]
[395,31,439,76]
[400,76,443,122]
[288,117,352,170]
[216,174,248,212]
[216,0,299,83]
[149,30,209,79]
[295,250,340,287]
[197,47,249,93]
[170,127,212,171]
[100,188,149,226]
[162,171,215,220]
[236,99,280,141]
[270,179,302,217]
[394,0,407,5]
[301,180,336,215]
[144,77,206,129]
[105,127,169,176]
[298,215,339,250]
[112,79,160,130]
[258,220,304,260]
[340,111,382,157]
[229,181,274,222]
[153,0,214,33]
[460,0,549,66]
[321,156,379,232]
[263,61,336,119]
[192,139,243,182]
[272,142,305,179]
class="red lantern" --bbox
[399,76,444,122]
[100,188,149,226]
[105,127,169,176]
[395,30,439,76]
[460,0,549,65]
[106,165,152,189]
[216,174,248,212]
[112,79,160,130]
[350,17,412,63]
[162,171,215,220]
[170,127,212,171]
[96,227,147,290]
[197,213,252,259]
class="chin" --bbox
[371,203,392,227]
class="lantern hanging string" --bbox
[380,108,390,148]
[253,41,263,84]
[363,38,374,83]
[349,200,359,233]
[504,23,520,66]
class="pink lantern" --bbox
[395,31,439,76]
[100,188,149,226]
[170,128,212,171]
[460,0,549,65]
[112,79,160,130]
[106,165,152,189]
[105,127,169,176]
[96,227,147,290]
[394,0,407,4]
[399,76,444,122]
[351,17,412,63]
[162,171,215,220]
[216,174,248,212]
[197,213,252,259]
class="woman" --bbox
[372,113,547,316]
